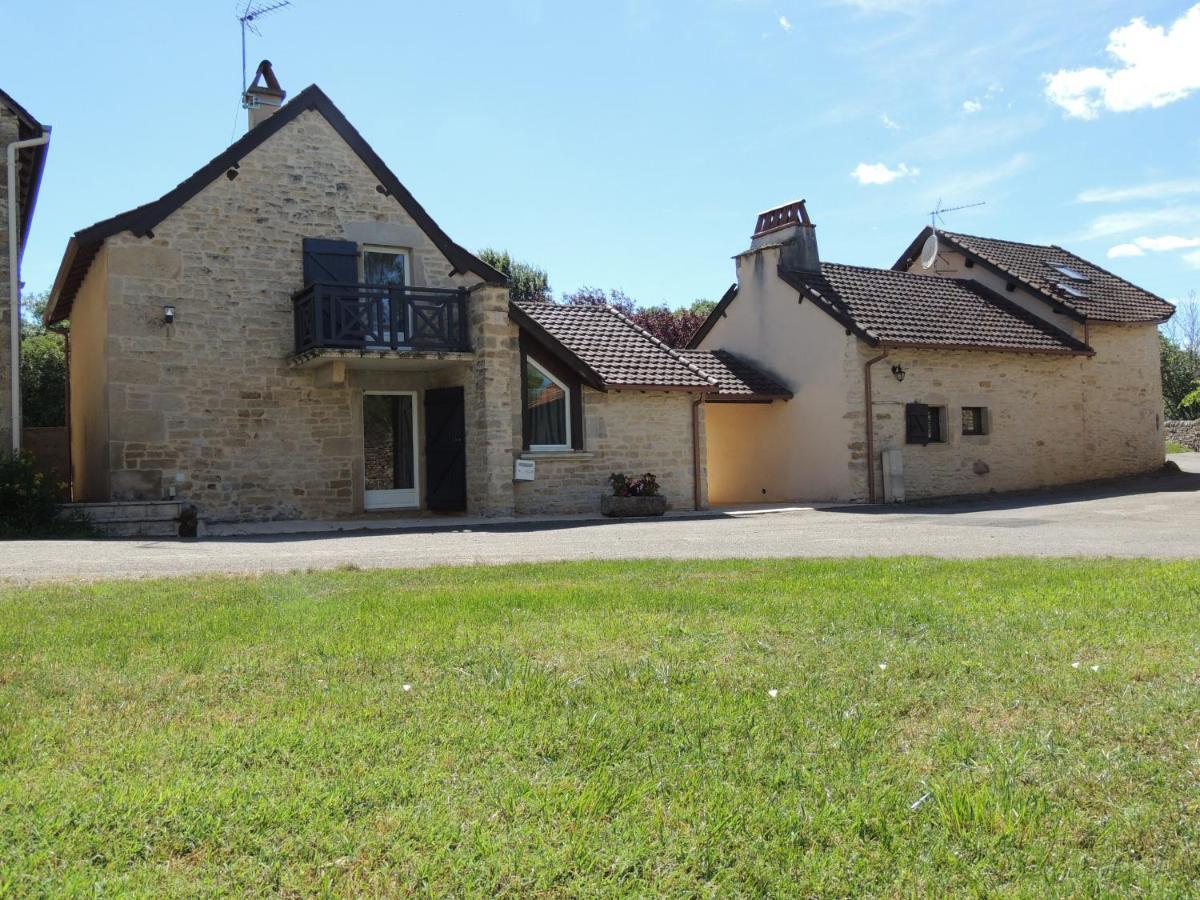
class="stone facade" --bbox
[0,104,17,452]
[701,241,1167,504]
[64,105,699,522]
[1166,419,1200,451]
[854,321,1165,501]
[513,388,706,515]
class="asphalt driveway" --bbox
[3,455,1199,583]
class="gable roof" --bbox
[781,263,1093,355]
[44,84,504,325]
[676,349,792,402]
[684,283,737,349]
[894,227,1174,324]
[0,88,50,259]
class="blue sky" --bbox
[10,0,1200,306]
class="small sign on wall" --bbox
[514,459,536,482]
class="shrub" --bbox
[0,452,81,538]
[608,472,661,498]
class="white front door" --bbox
[363,391,419,510]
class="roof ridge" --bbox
[600,305,720,385]
[941,229,1056,251]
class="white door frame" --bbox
[363,390,420,511]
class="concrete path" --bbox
[4,455,1199,584]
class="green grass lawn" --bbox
[1166,439,1192,454]
[2,560,1199,896]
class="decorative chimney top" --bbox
[753,199,812,239]
[244,60,286,130]
[748,198,820,273]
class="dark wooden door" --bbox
[424,387,467,512]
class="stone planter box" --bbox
[601,495,667,518]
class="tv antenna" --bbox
[239,1,291,104]
[919,198,985,269]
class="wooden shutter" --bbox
[905,403,930,445]
[302,238,358,285]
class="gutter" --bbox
[863,350,888,503]
[7,126,51,453]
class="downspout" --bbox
[48,323,70,499]
[7,127,52,453]
[863,350,888,503]
[691,394,704,510]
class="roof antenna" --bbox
[920,198,985,269]
[239,1,291,104]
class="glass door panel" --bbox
[363,393,418,510]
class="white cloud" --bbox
[832,0,929,13]
[1044,4,1200,119]
[1106,234,1200,258]
[1077,178,1200,203]
[778,15,792,31]
[962,98,983,114]
[922,152,1031,202]
[881,113,901,130]
[850,161,919,185]
[1080,207,1200,239]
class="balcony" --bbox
[290,282,471,371]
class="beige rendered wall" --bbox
[68,248,110,499]
[88,108,487,520]
[512,388,706,515]
[696,244,861,503]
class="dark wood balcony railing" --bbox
[293,283,470,355]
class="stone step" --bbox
[60,501,185,537]
[62,501,182,523]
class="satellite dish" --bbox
[920,231,939,269]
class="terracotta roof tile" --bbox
[781,263,1092,354]
[511,301,718,390]
[677,350,792,401]
[932,230,1173,323]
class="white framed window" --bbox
[360,245,411,286]
[526,358,571,451]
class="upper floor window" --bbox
[362,246,410,286]
[526,358,571,450]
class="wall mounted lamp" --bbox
[163,305,176,325]
[891,363,906,382]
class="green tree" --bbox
[477,249,552,303]
[1161,332,1199,419]
[17,290,67,428]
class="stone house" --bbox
[1,88,51,453]
[690,200,1174,503]
[42,67,783,523]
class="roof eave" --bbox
[879,339,1094,357]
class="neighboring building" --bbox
[1,88,50,453]
[690,201,1173,503]
[43,66,782,522]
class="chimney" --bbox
[243,60,286,130]
[750,199,820,273]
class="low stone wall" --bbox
[1166,419,1200,451]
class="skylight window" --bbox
[1056,282,1086,298]
[1047,262,1089,282]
